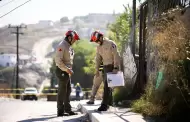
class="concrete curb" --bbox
[78,103,128,122]
[77,103,95,122]
[78,101,147,122]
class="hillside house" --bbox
[0,54,31,67]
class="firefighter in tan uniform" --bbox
[86,62,103,104]
[89,31,120,111]
[55,30,80,116]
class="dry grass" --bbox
[132,98,166,116]
[152,10,190,62]
[131,75,167,116]
[152,8,190,93]
[132,7,190,116]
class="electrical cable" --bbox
[0,0,17,9]
[0,0,32,19]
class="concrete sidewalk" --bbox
[78,100,149,122]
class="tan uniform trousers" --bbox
[90,71,103,101]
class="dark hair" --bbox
[65,34,73,40]
[97,33,103,39]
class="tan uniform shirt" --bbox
[55,40,74,72]
[95,39,120,72]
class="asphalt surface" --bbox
[0,98,89,122]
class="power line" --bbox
[0,0,17,9]
[0,0,32,19]
[8,24,27,99]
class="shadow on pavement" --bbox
[85,104,100,107]
[64,114,89,122]
[17,115,57,122]
[41,114,57,116]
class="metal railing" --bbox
[150,0,190,18]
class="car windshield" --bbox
[25,89,36,92]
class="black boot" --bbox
[57,109,69,117]
[86,100,94,104]
[65,110,78,116]
[97,104,109,111]
[57,110,65,117]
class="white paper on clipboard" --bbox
[107,71,125,87]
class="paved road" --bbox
[0,98,89,122]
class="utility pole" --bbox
[8,24,26,99]
[132,0,136,56]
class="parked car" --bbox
[21,87,39,101]
[70,87,84,101]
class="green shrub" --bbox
[131,81,167,116]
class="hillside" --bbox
[0,65,49,89]
[0,13,119,54]
[0,13,119,89]
[0,26,63,54]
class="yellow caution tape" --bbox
[0,89,24,90]
[43,89,57,90]
[0,93,58,96]
[0,88,91,92]
[0,89,57,91]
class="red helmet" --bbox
[65,30,80,41]
[90,31,103,42]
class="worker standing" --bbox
[86,62,103,104]
[75,82,82,101]
[55,30,80,116]
[89,31,120,111]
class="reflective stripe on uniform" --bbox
[98,63,103,71]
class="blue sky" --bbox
[0,0,139,27]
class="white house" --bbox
[0,54,31,67]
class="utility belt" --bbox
[56,66,69,75]
[99,63,114,71]
[103,64,115,71]
[103,64,114,67]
